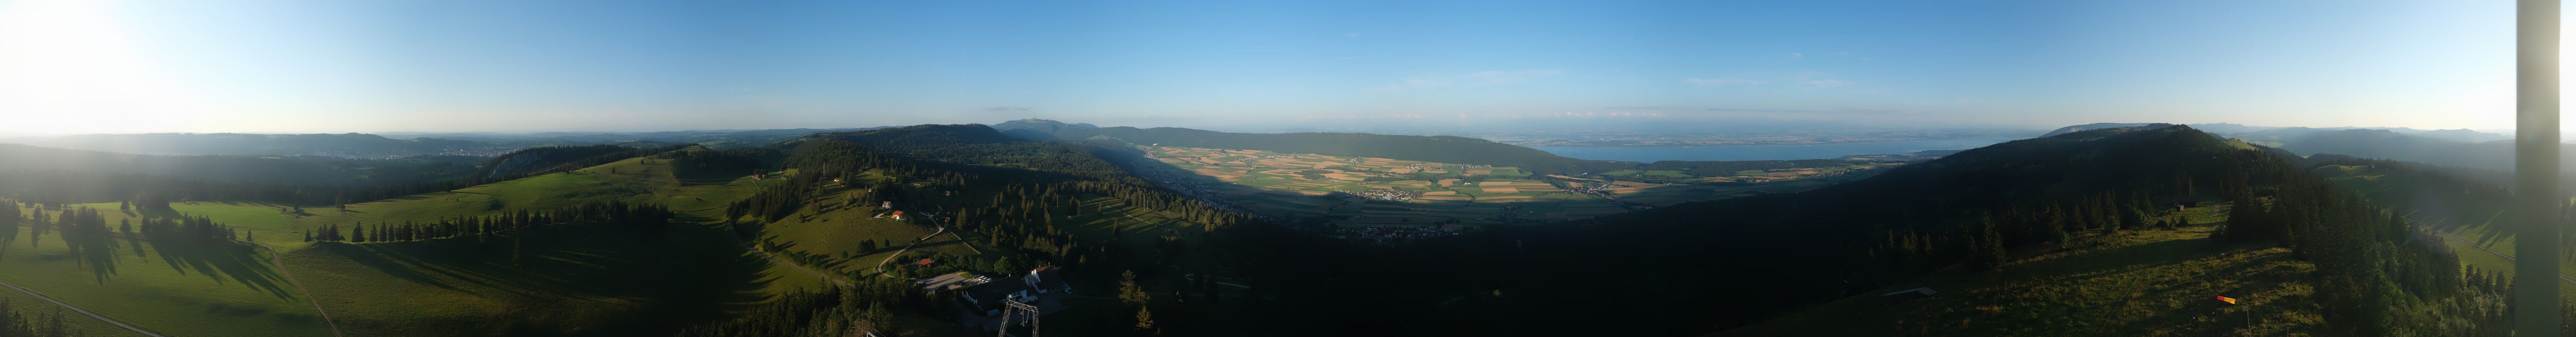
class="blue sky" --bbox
[0,0,2525,135]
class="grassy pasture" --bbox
[0,284,151,337]
[0,222,333,337]
[2,146,836,336]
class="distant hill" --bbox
[990,119,1635,174]
[2035,122,2159,137]
[2042,122,2511,144]
[3,128,881,159]
[0,132,488,157]
[381,128,886,148]
[0,143,476,187]
[988,118,1098,140]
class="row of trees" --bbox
[0,298,82,337]
[672,280,931,337]
[305,200,674,243]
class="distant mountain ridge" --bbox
[989,118,1636,174]
[0,132,485,157]
[2040,122,2508,143]
[3,127,890,158]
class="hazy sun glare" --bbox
[0,0,212,136]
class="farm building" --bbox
[891,211,906,220]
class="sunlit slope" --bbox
[2310,162,2576,303]
[0,223,333,337]
[10,146,831,336]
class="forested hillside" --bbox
[1188,125,2496,336]
[686,124,1266,336]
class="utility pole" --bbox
[2516,0,2562,335]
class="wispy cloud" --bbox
[1335,56,1365,61]
[1790,52,1804,59]
[980,107,1033,111]
[1684,78,1764,86]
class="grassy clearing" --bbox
[4,148,832,336]
[283,222,782,336]
[0,224,333,337]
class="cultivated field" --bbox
[1139,146,1900,228]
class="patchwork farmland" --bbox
[1137,146,1905,229]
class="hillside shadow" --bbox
[317,220,781,336]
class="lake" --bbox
[1530,137,2026,162]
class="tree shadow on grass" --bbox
[140,235,296,299]
[315,219,782,336]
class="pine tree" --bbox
[1976,212,2008,272]
[1133,306,1157,334]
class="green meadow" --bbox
[1,147,840,336]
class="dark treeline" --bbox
[660,147,773,177]
[696,125,1273,335]
[0,298,83,337]
[1166,125,2502,336]
[10,201,236,246]
[306,200,673,243]
[672,279,930,337]
[472,144,642,179]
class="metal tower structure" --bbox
[994,300,1042,337]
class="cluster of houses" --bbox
[1347,188,1424,201]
